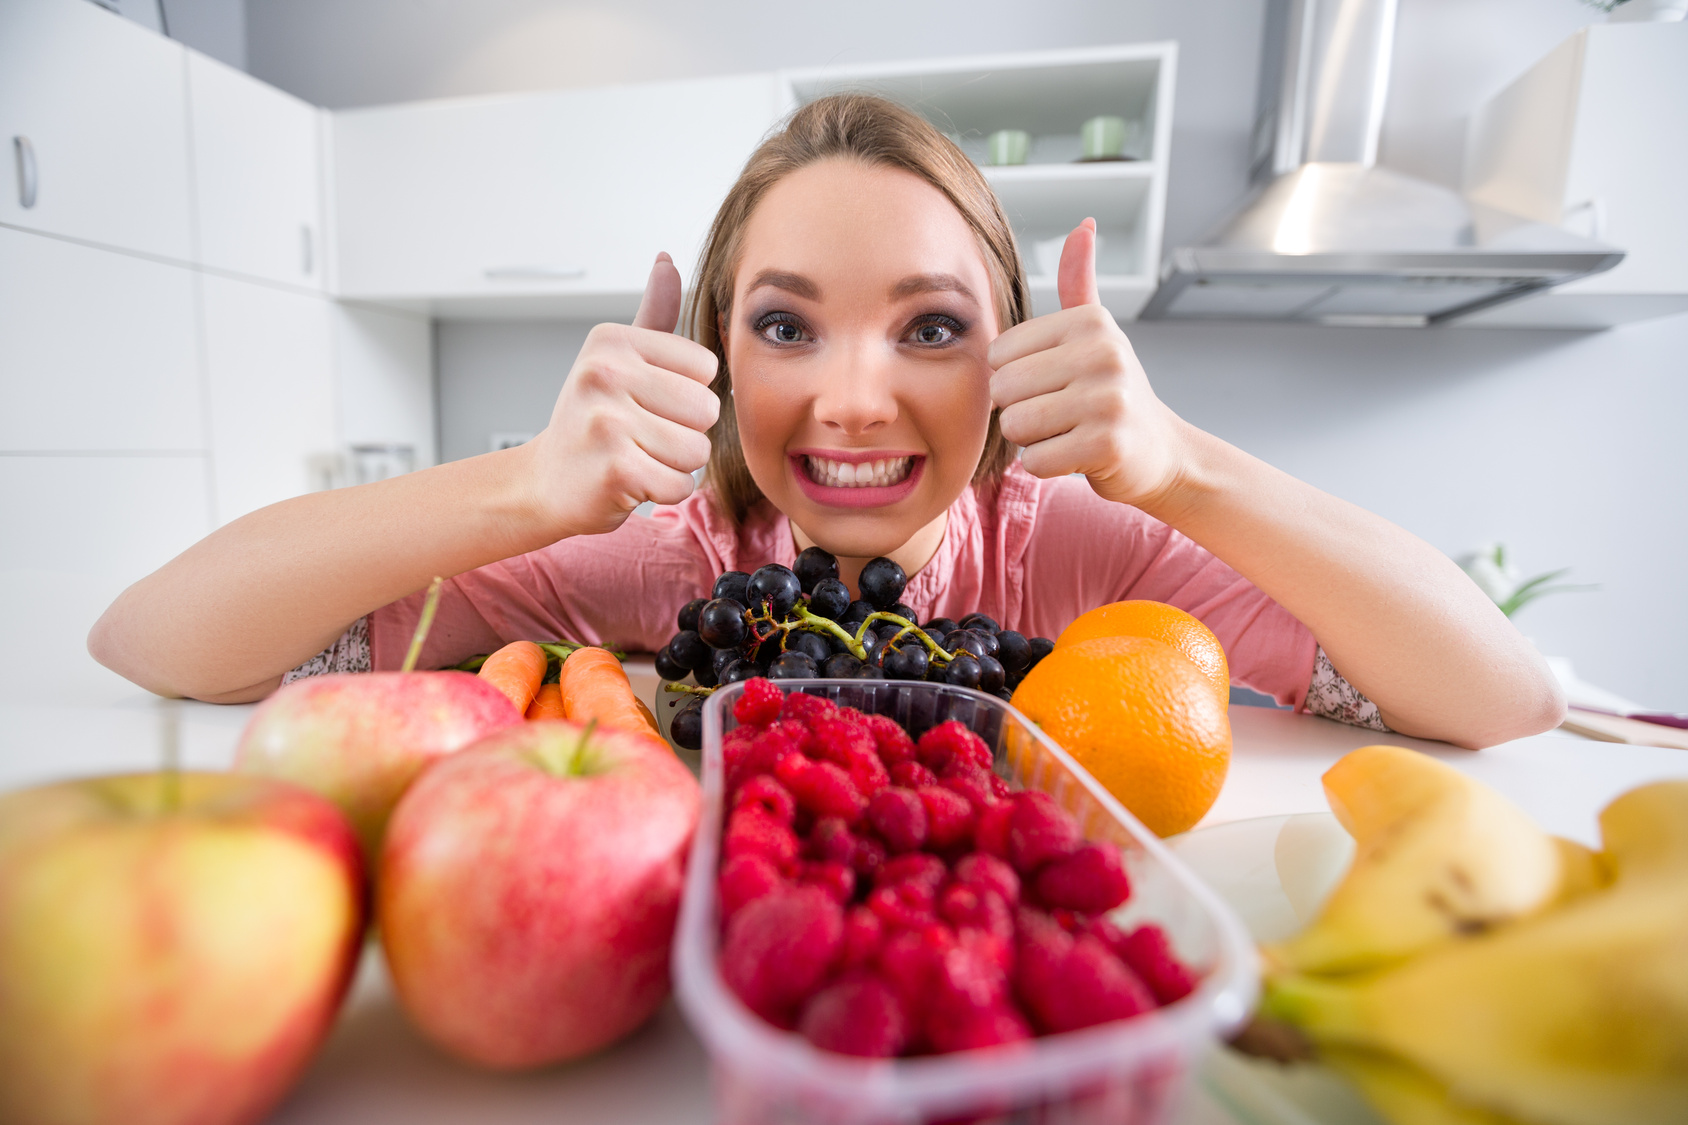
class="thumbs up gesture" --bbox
[525,253,721,539]
[988,219,1187,510]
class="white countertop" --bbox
[2,673,1683,1125]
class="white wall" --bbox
[247,0,1688,710]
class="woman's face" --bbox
[724,158,1000,565]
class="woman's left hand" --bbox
[988,219,1189,509]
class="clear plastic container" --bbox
[672,679,1258,1125]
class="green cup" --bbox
[986,129,1030,166]
[1080,115,1129,161]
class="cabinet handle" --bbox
[301,224,314,275]
[13,136,37,209]
[484,265,586,281]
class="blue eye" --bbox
[754,313,809,344]
[908,315,964,347]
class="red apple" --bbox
[234,671,522,860]
[0,771,364,1125]
[378,719,700,1069]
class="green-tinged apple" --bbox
[0,772,364,1125]
[378,719,700,1069]
[235,671,522,860]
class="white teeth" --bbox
[805,456,913,489]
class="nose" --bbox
[810,337,899,437]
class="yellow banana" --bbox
[1264,780,1688,1125]
[1546,836,1610,906]
[1319,1046,1523,1125]
[1269,746,1561,974]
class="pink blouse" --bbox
[367,462,1321,710]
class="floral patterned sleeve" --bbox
[281,616,372,684]
[1302,646,1390,732]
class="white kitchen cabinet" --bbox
[0,453,212,707]
[201,275,338,524]
[0,225,203,452]
[0,0,193,263]
[335,303,436,468]
[331,73,782,318]
[1462,22,1688,329]
[187,51,324,289]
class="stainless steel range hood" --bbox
[1139,0,1623,325]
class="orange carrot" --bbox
[557,647,661,739]
[525,682,565,721]
[479,640,547,714]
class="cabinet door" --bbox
[335,304,436,468]
[0,226,204,452]
[187,51,324,289]
[332,73,780,300]
[0,0,193,262]
[0,453,212,707]
[201,275,337,524]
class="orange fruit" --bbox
[1011,636,1230,837]
[1056,600,1230,711]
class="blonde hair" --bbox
[686,94,1027,525]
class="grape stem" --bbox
[855,612,959,664]
[742,601,869,661]
[663,682,716,697]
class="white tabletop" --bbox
[2,676,1683,1125]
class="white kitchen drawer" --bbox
[187,50,325,289]
[201,275,337,524]
[0,453,212,707]
[0,0,194,263]
[0,225,204,453]
[330,73,781,314]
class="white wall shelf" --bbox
[780,44,1177,321]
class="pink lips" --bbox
[789,451,925,509]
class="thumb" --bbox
[631,252,683,332]
[1057,218,1100,310]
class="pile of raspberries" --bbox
[715,678,1198,1058]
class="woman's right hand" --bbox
[521,253,721,539]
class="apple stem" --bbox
[570,718,599,775]
[401,577,445,673]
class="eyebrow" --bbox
[746,269,820,300]
[889,273,979,303]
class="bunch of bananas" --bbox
[1254,745,1688,1125]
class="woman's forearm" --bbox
[89,445,554,703]
[1140,423,1566,748]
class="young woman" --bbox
[90,95,1563,749]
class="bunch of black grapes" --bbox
[659,546,1054,749]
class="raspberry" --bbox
[718,853,784,919]
[722,726,758,776]
[807,816,857,865]
[863,713,917,765]
[928,1003,1032,1052]
[1006,791,1082,874]
[866,786,928,853]
[840,906,885,970]
[726,722,806,793]
[988,773,1013,799]
[973,801,1015,859]
[850,836,887,881]
[1015,920,1154,1034]
[1118,924,1198,1004]
[843,745,889,801]
[723,806,799,872]
[918,786,977,850]
[733,677,785,727]
[1032,842,1132,913]
[938,883,1014,944]
[940,763,997,813]
[721,885,845,1024]
[779,691,838,725]
[953,852,1021,906]
[917,721,993,773]
[733,774,796,825]
[876,924,955,1021]
[799,860,856,904]
[868,879,937,931]
[889,760,939,790]
[798,974,909,1058]
[876,852,947,894]
[776,755,867,822]
[930,931,1010,1016]
[808,716,877,766]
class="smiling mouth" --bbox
[801,455,916,489]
